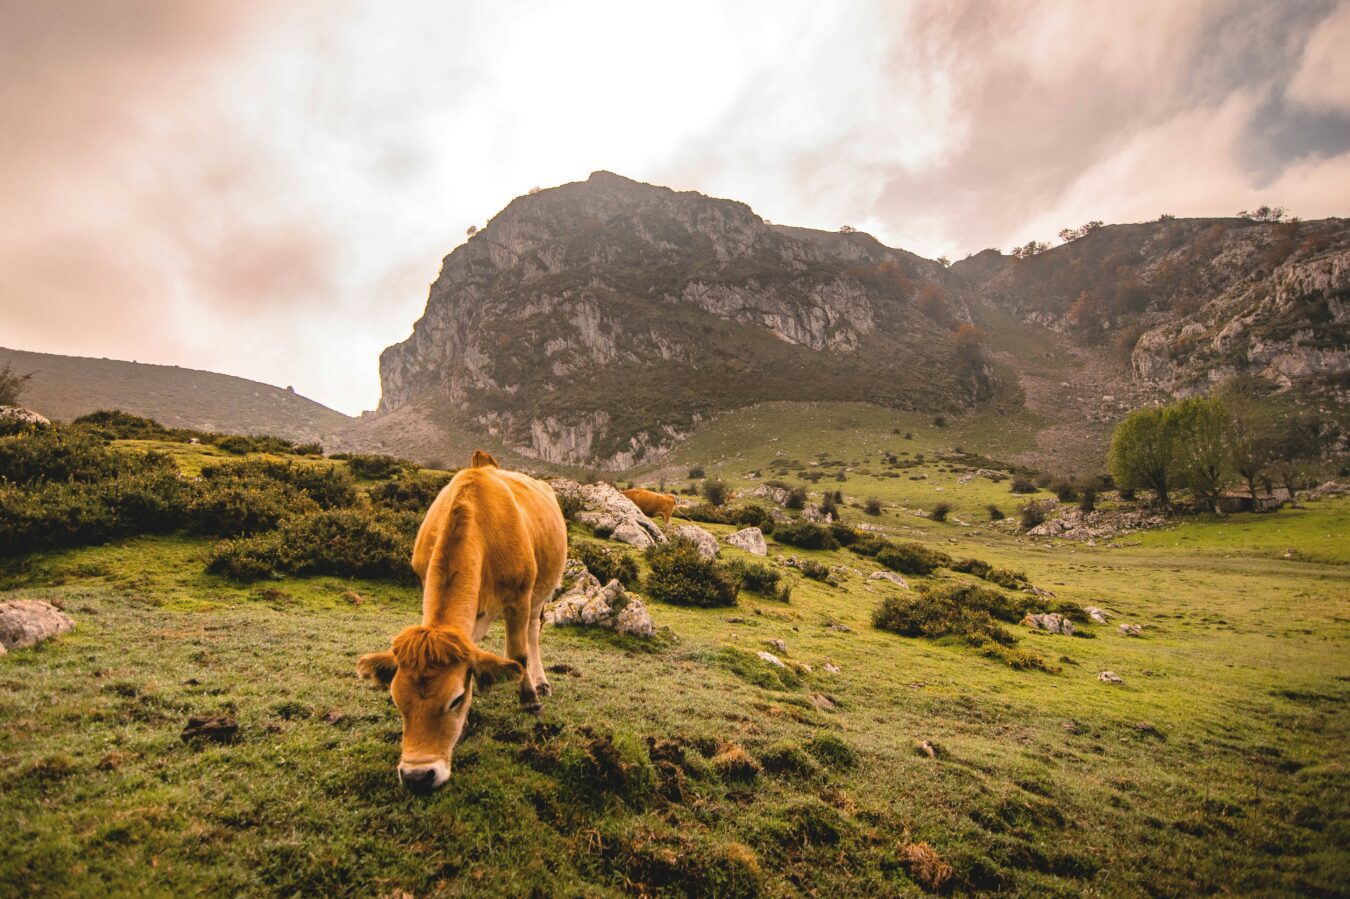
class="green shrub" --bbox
[784,486,808,510]
[645,537,739,607]
[200,459,358,510]
[682,503,732,524]
[798,560,831,581]
[773,520,838,550]
[571,539,640,588]
[730,504,772,529]
[208,509,416,583]
[875,541,947,576]
[368,471,454,513]
[0,428,170,485]
[557,492,584,521]
[863,496,883,515]
[987,504,1006,521]
[0,468,191,555]
[725,559,782,596]
[1053,481,1079,502]
[292,443,324,456]
[1019,501,1049,530]
[70,410,174,440]
[872,583,1053,671]
[819,492,838,518]
[187,479,314,537]
[1010,476,1038,494]
[702,478,729,506]
[930,502,952,522]
[828,521,859,546]
[215,435,258,455]
[687,466,705,479]
[336,453,413,480]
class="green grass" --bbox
[2,430,1347,895]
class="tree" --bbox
[1011,240,1051,259]
[702,478,729,507]
[0,363,33,406]
[1170,396,1231,512]
[916,283,952,326]
[1217,377,1278,500]
[1269,411,1321,504]
[838,225,857,234]
[465,225,478,237]
[1058,221,1104,243]
[1237,205,1287,223]
[936,255,951,267]
[1108,406,1178,507]
[952,323,985,366]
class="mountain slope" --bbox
[0,347,352,444]
[373,172,997,469]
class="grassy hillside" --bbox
[0,347,352,444]
[1,420,1346,895]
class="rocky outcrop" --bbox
[0,406,51,435]
[1027,506,1169,540]
[549,478,665,547]
[372,172,997,468]
[544,576,655,638]
[671,524,719,559]
[724,527,768,556]
[1022,612,1075,635]
[868,570,910,589]
[0,599,74,654]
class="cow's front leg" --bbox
[503,605,541,715]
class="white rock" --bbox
[868,570,909,589]
[610,521,655,549]
[549,478,665,545]
[0,600,74,651]
[0,406,51,433]
[615,598,655,637]
[1098,671,1124,684]
[756,650,786,668]
[671,524,719,559]
[1022,612,1075,635]
[823,662,841,674]
[724,527,768,556]
[1119,623,1144,637]
[1084,607,1110,623]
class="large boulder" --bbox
[750,484,790,506]
[544,577,655,638]
[724,527,767,556]
[0,600,74,653]
[671,524,719,559]
[550,478,665,548]
[1022,612,1075,635]
[868,570,910,589]
[0,406,51,436]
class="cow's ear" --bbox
[357,651,399,686]
[469,649,524,690]
[470,450,499,469]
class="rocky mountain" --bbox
[374,172,996,469]
[954,216,1350,401]
[0,347,352,444]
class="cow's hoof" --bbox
[536,681,552,697]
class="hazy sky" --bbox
[3,0,1348,414]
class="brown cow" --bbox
[357,450,566,791]
[622,487,676,526]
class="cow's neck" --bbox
[421,521,485,635]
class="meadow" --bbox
[1,404,1346,897]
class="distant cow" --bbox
[357,450,566,792]
[623,487,676,525]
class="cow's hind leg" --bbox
[503,603,542,715]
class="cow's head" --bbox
[357,625,522,791]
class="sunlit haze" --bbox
[3,0,1348,413]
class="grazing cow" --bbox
[357,450,566,791]
[622,487,676,526]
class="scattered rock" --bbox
[868,570,910,589]
[1098,671,1124,684]
[0,599,75,652]
[724,526,768,556]
[1282,547,1298,559]
[766,638,787,653]
[750,484,791,506]
[1022,612,1075,635]
[0,405,51,433]
[1084,606,1110,623]
[915,740,938,759]
[671,523,720,559]
[1062,720,1086,735]
[808,693,837,711]
[1119,623,1145,637]
[1028,506,1169,541]
[321,709,347,725]
[825,622,853,633]
[823,662,841,674]
[756,650,786,668]
[181,715,239,744]
[548,478,665,547]
[545,578,655,637]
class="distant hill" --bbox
[0,347,352,445]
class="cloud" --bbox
[0,0,1347,413]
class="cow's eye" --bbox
[447,692,465,712]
